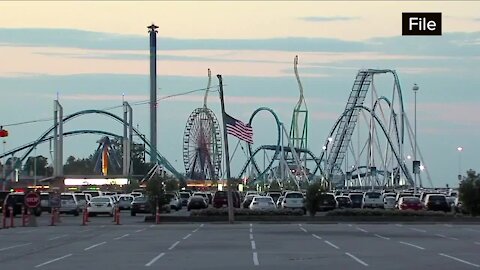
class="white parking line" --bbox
[374,234,390,240]
[192,228,199,233]
[395,224,403,227]
[439,253,480,268]
[475,242,480,245]
[249,228,253,233]
[168,241,180,250]
[444,224,453,227]
[465,228,480,233]
[298,223,303,227]
[80,229,92,233]
[251,240,256,250]
[253,252,259,266]
[399,241,425,250]
[183,234,192,240]
[356,227,368,233]
[347,224,353,227]
[312,234,322,240]
[346,252,369,267]
[35,254,72,268]
[300,227,308,233]
[0,243,32,251]
[48,234,69,241]
[324,240,340,250]
[114,234,130,240]
[84,241,107,251]
[410,228,427,233]
[200,224,205,227]
[135,228,146,233]
[149,224,155,228]
[250,233,254,240]
[145,252,165,267]
[250,223,253,228]
[435,234,458,240]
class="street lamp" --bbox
[457,147,463,180]
[413,83,419,195]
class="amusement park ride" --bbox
[0,25,431,191]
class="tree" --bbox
[305,181,326,217]
[459,170,480,216]
[124,179,140,193]
[145,175,170,215]
[64,155,96,175]
[268,180,281,191]
[23,155,51,177]
[164,176,179,192]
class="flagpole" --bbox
[217,74,235,224]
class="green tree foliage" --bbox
[23,155,52,177]
[145,175,170,214]
[268,180,281,191]
[124,179,140,193]
[459,170,480,216]
[164,176,179,192]
[64,155,96,175]
[305,181,326,217]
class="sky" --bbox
[0,1,479,188]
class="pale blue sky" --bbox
[0,1,479,187]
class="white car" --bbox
[59,193,80,216]
[118,195,134,210]
[383,196,396,209]
[87,196,115,216]
[362,192,384,208]
[281,191,305,213]
[192,192,209,205]
[249,196,276,210]
[74,193,92,210]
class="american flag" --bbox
[225,113,253,144]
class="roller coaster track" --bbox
[1,109,184,180]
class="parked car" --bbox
[187,196,208,211]
[362,192,384,208]
[242,194,257,209]
[424,194,450,212]
[40,192,51,213]
[213,191,240,208]
[249,196,276,210]
[317,193,337,211]
[87,196,115,216]
[83,190,103,198]
[3,192,42,217]
[59,193,80,216]
[130,196,152,216]
[118,194,134,210]
[179,192,191,206]
[166,193,182,211]
[335,196,352,209]
[74,193,92,211]
[397,196,423,211]
[281,191,306,214]
[266,192,281,205]
[192,192,209,205]
[348,193,364,208]
[383,196,396,209]
[276,196,284,208]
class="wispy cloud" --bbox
[300,16,360,22]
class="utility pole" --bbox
[148,24,158,163]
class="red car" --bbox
[398,196,423,210]
[212,191,240,208]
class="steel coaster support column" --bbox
[148,24,158,163]
[53,100,63,177]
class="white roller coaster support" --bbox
[281,123,307,188]
[203,69,211,108]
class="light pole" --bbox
[34,146,37,190]
[413,83,419,195]
[457,147,463,180]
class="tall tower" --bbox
[148,24,158,163]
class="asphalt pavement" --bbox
[1,211,480,269]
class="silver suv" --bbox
[59,193,80,216]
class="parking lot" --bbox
[1,211,480,269]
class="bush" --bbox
[325,209,448,217]
[190,208,304,217]
[459,170,480,216]
[305,181,326,216]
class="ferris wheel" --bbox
[182,69,222,180]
